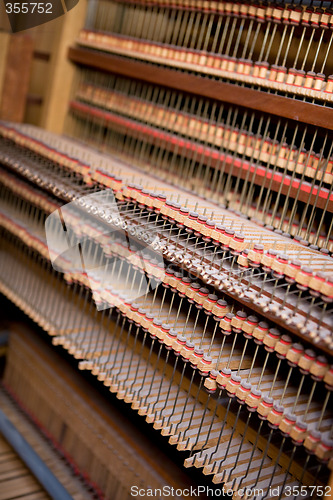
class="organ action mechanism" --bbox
[0,1,333,499]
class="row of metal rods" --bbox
[87,1,333,77]
[68,70,333,248]
[0,229,331,498]
[0,175,331,339]
[0,177,332,427]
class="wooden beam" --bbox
[0,34,34,123]
[40,0,87,133]
[0,33,10,102]
[68,46,333,131]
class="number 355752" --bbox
[5,3,53,13]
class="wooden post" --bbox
[0,33,10,100]
[40,0,87,134]
[0,34,34,123]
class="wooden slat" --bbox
[68,46,333,131]
[0,408,73,500]
[0,435,49,500]
[0,391,92,500]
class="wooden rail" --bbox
[68,46,333,131]
[69,99,333,213]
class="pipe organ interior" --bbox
[1,1,333,499]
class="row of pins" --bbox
[0,231,331,498]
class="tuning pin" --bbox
[310,355,328,381]
[267,403,284,428]
[158,323,171,343]
[225,373,242,398]
[304,429,322,454]
[263,328,281,351]
[194,286,209,307]
[237,248,249,270]
[274,334,292,359]
[253,61,269,81]
[324,75,333,95]
[247,243,264,268]
[234,379,251,405]
[211,299,229,319]
[231,311,247,333]
[271,253,288,277]
[246,387,263,412]
[286,343,304,366]
[324,365,333,389]
[219,312,233,336]
[179,337,194,364]
[216,367,232,391]
[279,412,297,437]
[309,271,326,297]
[202,293,218,312]
[290,420,308,446]
[189,347,205,369]
[204,368,219,394]
[252,320,268,344]
[164,328,178,350]
[315,438,333,463]
[321,275,333,302]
